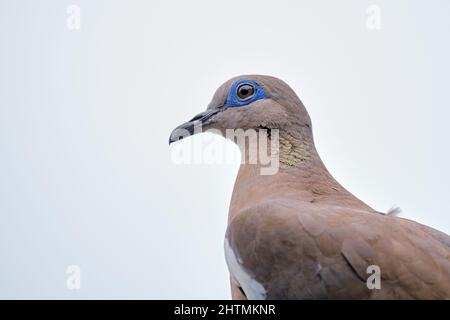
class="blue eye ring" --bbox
[224,79,267,108]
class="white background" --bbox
[0,0,449,298]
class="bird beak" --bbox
[169,108,221,144]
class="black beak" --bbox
[169,108,221,144]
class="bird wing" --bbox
[226,200,450,299]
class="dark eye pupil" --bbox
[237,84,255,100]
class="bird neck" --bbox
[228,131,372,222]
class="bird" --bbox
[169,75,450,299]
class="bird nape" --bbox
[169,74,450,300]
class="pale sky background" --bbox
[0,0,449,299]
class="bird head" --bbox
[169,75,313,145]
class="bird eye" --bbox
[236,84,255,101]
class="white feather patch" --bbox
[224,238,266,300]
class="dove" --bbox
[169,75,450,299]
